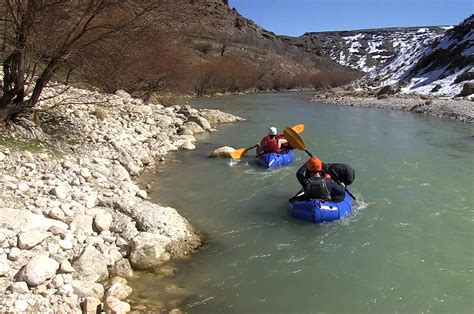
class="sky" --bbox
[228,0,473,36]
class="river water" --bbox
[134,92,473,313]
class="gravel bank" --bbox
[0,84,243,313]
[312,94,473,123]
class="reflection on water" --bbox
[133,92,474,313]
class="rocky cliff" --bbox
[280,26,448,72]
[357,15,473,98]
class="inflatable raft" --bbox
[255,149,295,168]
[288,190,353,223]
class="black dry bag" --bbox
[325,163,355,186]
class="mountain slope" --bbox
[357,15,473,98]
[280,26,448,72]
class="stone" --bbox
[0,152,5,162]
[15,300,29,312]
[72,245,108,282]
[18,231,50,249]
[0,259,10,276]
[8,247,21,261]
[17,182,30,192]
[187,115,211,131]
[105,282,133,300]
[104,296,131,314]
[199,108,244,123]
[129,232,171,270]
[48,207,66,222]
[80,167,92,179]
[209,146,235,158]
[183,121,205,134]
[1,207,68,233]
[132,105,152,115]
[9,281,29,294]
[136,189,148,199]
[109,259,134,278]
[49,186,68,200]
[21,254,59,286]
[81,296,101,314]
[70,214,94,235]
[71,280,104,299]
[94,212,113,232]
[59,260,75,273]
[115,90,132,104]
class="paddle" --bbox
[283,127,356,201]
[230,124,305,159]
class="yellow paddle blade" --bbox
[291,124,304,134]
[230,148,247,159]
[284,127,307,150]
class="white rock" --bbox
[59,260,75,273]
[58,283,74,296]
[71,280,104,299]
[48,207,65,222]
[136,189,148,199]
[72,245,108,282]
[80,168,92,179]
[51,274,64,288]
[209,146,235,158]
[105,282,133,300]
[18,231,50,249]
[0,232,6,243]
[104,296,131,314]
[17,182,30,192]
[94,212,113,232]
[130,232,171,270]
[81,296,101,314]
[0,152,5,161]
[9,281,29,294]
[49,186,68,200]
[15,300,28,312]
[23,151,35,163]
[8,247,21,261]
[0,259,10,276]
[22,254,59,286]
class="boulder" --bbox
[104,296,131,314]
[199,109,244,123]
[71,280,104,299]
[105,282,133,300]
[21,254,59,286]
[0,207,67,233]
[129,232,171,270]
[93,211,113,232]
[17,231,50,249]
[209,146,235,158]
[109,258,134,278]
[81,296,102,314]
[377,85,393,96]
[183,121,205,134]
[187,115,211,131]
[72,245,108,282]
[459,82,474,97]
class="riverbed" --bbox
[134,92,473,313]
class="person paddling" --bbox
[295,156,345,202]
[256,127,289,155]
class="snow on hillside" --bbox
[327,27,444,72]
[358,16,473,98]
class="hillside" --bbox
[357,15,473,98]
[280,26,448,72]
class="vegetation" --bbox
[0,0,361,124]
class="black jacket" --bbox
[296,164,346,202]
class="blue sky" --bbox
[228,0,473,36]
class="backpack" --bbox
[324,163,355,186]
[304,176,331,201]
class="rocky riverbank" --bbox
[312,92,473,123]
[0,84,243,313]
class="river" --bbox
[133,92,473,313]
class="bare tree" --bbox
[0,0,161,122]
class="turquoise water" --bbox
[134,92,474,313]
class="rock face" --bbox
[281,26,447,72]
[357,16,473,98]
